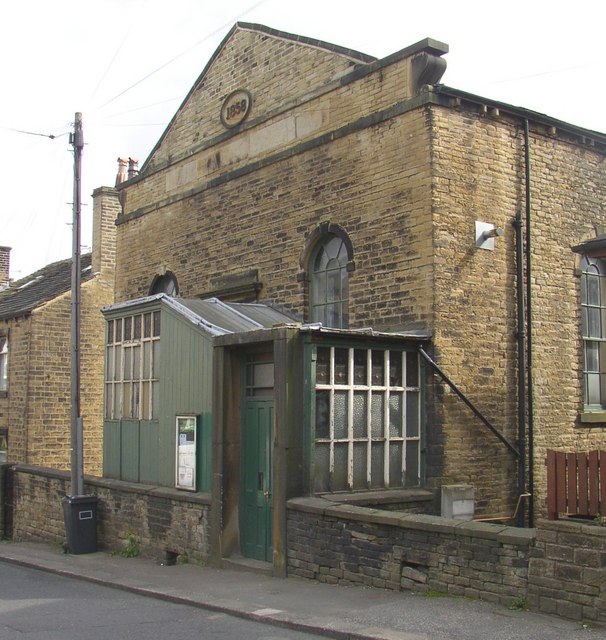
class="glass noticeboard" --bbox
[175,416,197,491]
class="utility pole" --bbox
[64,116,97,554]
[69,112,84,497]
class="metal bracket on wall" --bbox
[475,221,504,250]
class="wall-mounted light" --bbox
[475,221,504,251]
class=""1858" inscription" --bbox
[221,89,252,128]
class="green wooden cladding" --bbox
[103,302,213,491]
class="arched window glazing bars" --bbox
[149,272,179,297]
[310,235,349,329]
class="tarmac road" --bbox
[0,541,603,640]
[0,562,324,640]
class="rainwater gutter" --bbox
[524,119,535,527]
[514,210,527,527]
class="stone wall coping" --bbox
[497,526,536,546]
[322,488,434,506]
[11,465,211,506]
[11,464,70,482]
[535,517,606,538]
[287,497,535,545]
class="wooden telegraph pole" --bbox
[69,112,84,497]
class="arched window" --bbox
[310,235,349,329]
[149,272,178,297]
[580,256,606,407]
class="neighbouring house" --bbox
[103,22,606,570]
[0,186,120,476]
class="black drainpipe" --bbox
[515,211,527,527]
[524,119,535,527]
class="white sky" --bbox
[2,0,605,280]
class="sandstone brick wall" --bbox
[116,29,435,319]
[113,22,606,520]
[528,518,606,623]
[0,247,10,288]
[21,278,109,476]
[91,186,119,278]
[1,186,118,475]
[9,466,605,624]
[10,465,210,563]
[117,108,434,331]
[26,294,71,469]
[145,26,369,175]
[287,497,533,607]
[429,106,606,518]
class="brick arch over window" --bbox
[149,271,179,297]
[300,223,354,270]
[301,223,354,329]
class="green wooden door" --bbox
[240,399,273,561]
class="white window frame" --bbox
[580,256,606,409]
[314,346,421,492]
[105,311,160,420]
[0,335,7,393]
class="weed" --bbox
[508,595,527,611]
[424,588,448,598]
[120,532,140,558]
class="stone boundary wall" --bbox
[6,467,606,623]
[8,465,211,563]
[287,497,534,607]
[287,498,606,623]
[528,519,606,623]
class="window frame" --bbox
[0,334,7,395]
[104,310,161,421]
[309,235,350,329]
[309,340,424,493]
[580,255,606,412]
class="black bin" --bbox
[62,495,98,554]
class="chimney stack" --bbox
[0,247,11,289]
[92,187,120,279]
[128,157,139,180]
[115,157,128,186]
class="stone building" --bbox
[0,187,120,475]
[104,23,606,568]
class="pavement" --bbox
[0,540,603,640]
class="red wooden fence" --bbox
[546,450,606,520]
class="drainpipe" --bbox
[524,119,535,527]
[515,211,527,527]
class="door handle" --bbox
[263,490,271,500]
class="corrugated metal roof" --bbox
[0,254,93,321]
[103,295,298,336]
[104,295,431,342]
[299,324,432,341]
[179,298,298,333]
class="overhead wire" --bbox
[488,61,599,86]
[0,126,69,140]
[103,97,183,119]
[6,1,272,277]
[88,0,149,105]
[96,0,270,110]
